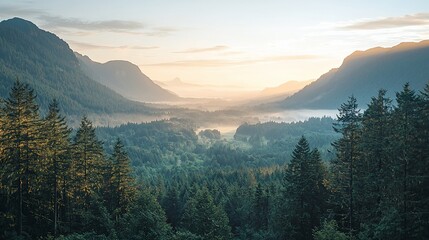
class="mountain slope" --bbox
[76,54,179,102]
[260,80,313,96]
[0,17,151,115]
[279,40,429,109]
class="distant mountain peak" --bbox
[1,17,40,33]
[277,40,429,109]
[343,40,429,65]
[75,53,179,102]
[0,17,149,115]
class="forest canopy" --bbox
[0,80,428,239]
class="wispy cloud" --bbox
[0,5,45,16]
[145,27,179,37]
[143,54,320,67]
[41,16,178,36]
[68,40,159,50]
[174,45,229,53]
[342,13,429,30]
[0,5,177,36]
[40,15,144,31]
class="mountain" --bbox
[0,17,152,115]
[260,80,313,96]
[76,54,179,102]
[279,40,429,109]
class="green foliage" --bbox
[181,187,232,240]
[118,190,172,240]
[56,232,110,240]
[1,76,429,240]
[279,137,328,240]
[109,138,136,220]
[0,81,145,239]
[198,129,221,140]
[172,230,204,240]
[0,18,150,115]
[313,220,347,240]
[235,117,338,162]
[330,95,362,235]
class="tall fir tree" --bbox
[181,186,232,240]
[70,116,105,230]
[330,95,362,238]
[281,136,328,240]
[39,99,72,236]
[0,80,41,236]
[357,89,393,231]
[392,83,421,239]
[252,183,269,231]
[110,138,136,222]
[416,82,429,238]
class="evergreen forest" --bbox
[0,80,428,240]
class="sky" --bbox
[1,0,429,95]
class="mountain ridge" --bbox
[0,17,152,115]
[277,40,429,109]
[76,53,180,102]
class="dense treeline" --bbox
[0,81,168,239]
[96,116,338,171]
[148,83,429,239]
[0,18,153,115]
[234,117,339,161]
[1,80,429,240]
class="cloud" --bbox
[40,15,144,31]
[174,45,229,53]
[143,54,320,67]
[67,40,159,50]
[41,16,179,36]
[145,27,179,37]
[0,5,177,36]
[342,13,429,30]
[0,5,45,17]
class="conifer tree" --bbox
[357,89,393,228]
[181,187,232,240]
[0,80,41,236]
[252,183,269,231]
[163,186,181,229]
[110,138,136,221]
[416,83,429,238]
[330,96,361,237]
[119,189,172,240]
[392,83,420,239]
[70,116,105,229]
[282,136,327,240]
[40,99,71,236]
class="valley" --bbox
[0,7,429,240]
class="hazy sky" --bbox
[1,0,429,91]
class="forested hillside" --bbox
[0,18,152,115]
[278,40,429,109]
[76,53,180,102]
[1,80,428,239]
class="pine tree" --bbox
[0,80,41,236]
[252,183,269,231]
[357,89,393,230]
[330,95,361,237]
[282,136,328,240]
[110,138,136,222]
[40,99,71,236]
[416,82,429,238]
[119,189,172,240]
[163,185,181,229]
[181,187,232,240]
[70,116,105,229]
[392,83,420,239]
